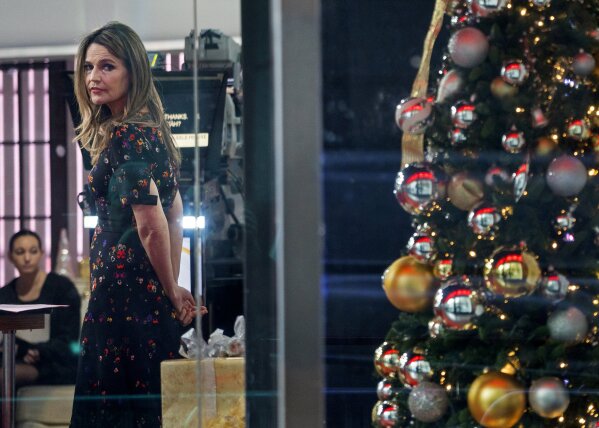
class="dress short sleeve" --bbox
[111,124,158,207]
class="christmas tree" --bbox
[373,0,599,427]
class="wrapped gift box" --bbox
[161,357,245,427]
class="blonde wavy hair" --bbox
[73,21,180,167]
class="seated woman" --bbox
[0,230,81,387]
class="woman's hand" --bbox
[168,286,198,326]
[23,349,40,365]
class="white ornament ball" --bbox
[448,27,489,68]
[436,69,464,103]
[546,155,587,197]
[395,97,433,134]
[573,52,596,77]
[548,306,588,344]
[529,377,570,419]
[408,381,449,423]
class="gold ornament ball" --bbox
[447,172,485,211]
[382,256,436,312]
[484,247,541,298]
[467,372,526,428]
[490,77,518,99]
[535,136,556,156]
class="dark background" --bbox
[321,1,449,426]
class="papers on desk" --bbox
[0,304,67,313]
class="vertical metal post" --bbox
[192,1,203,427]
[2,331,15,428]
[270,0,324,426]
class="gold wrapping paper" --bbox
[401,0,449,166]
[161,357,245,427]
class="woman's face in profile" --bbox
[10,236,43,275]
[84,43,130,115]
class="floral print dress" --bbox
[71,123,183,427]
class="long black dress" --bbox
[71,123,184,427]
[0,272,80,384]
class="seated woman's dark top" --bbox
[0,272,81,384]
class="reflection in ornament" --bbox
[468,202,501,236]
[566,118,591,141]
[529,377,570,419]
[394,163,440,215]
[451,101,477,128]
[371,400,403,427]
[539,271,569,302]
[374,342,401,379]
[512,161,529,202]
[485,166,510,189]
[376,379,402,401]
[434,258,454,280]
[501,129,526,153]
[433,277,485,330]
[553,209,576,242]
[468,0,507,17]
[407,230,436,263]
[395,97,433,134]
[398,349,433,387]
[483,247,540,298]
[501,60,528,86]
[428,316,447,338]
[449,127,468,145]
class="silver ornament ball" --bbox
[529,377,570,419]
[567,118,591,141]
[398,349,434,388]
[374,341,401,379]
[512,161,529,202]
[502,129,526,153]
[394,162,441,215]
[539,271,569,302]
[407,230,436,263]
[372,400,403,427]
[434,277,485,330]
[501,60,529,86]
[451,101,477,128]
[468,202,501,236]
[376,379,402,401]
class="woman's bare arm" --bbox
[132,180,195,325]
